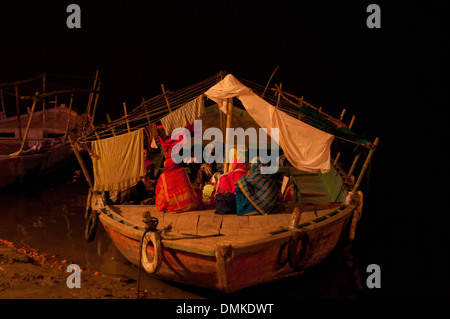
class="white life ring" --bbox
[141,231,162,274]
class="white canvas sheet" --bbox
[205,74,334,173]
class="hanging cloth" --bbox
[205,74,334,174]
[90,128,145,191]
[160,94,205,136]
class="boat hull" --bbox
[98,202,355,293]
[0,144,74,188]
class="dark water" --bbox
[0,161,366,299]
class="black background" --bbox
[1,0,449,300]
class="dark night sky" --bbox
[0,1,393,130]
[1,1,449,298]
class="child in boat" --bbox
[235,157,280,215]
[155,157,203,213]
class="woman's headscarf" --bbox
[164,157,179,172]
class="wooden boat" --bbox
[90,166,361,293]
[75,72,378,293]
[0,73,99,188]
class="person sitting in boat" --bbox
[194,162,214,189]
[216,159,247,195]
[212,159,248,214]
[139,163,157,205]
[235,157,280,216]
[155,157,203,213]
[107,182,148,205]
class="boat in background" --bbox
[0,72,99,188]
[73,72,378,293]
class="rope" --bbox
[137,213,159,299]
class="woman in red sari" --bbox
[155,157,201,213]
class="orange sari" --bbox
[155,158,199,213]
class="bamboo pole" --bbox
[15,86,22,138]
[346,152,361,182]
[85,70,99,124]
[352,137,379,194]
[0,90,5,117]
[339,108,346,121]
[261,65,279,99]
[333,114,356,166]
[333,153,341,166]
[106,114,116,136]
[142,97,151,125]
[224,98,233,173]
[160,84,172,113]
[275,83,282,109]
[123,102,130,132]
[64,93,74,136]
[15,92,39,156]
[349,115,356,129]
[90,82,101,125]
[68,135,94,189]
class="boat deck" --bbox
[97,168,348,255]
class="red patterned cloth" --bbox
[155,157,201,213]
[217,160,247,194]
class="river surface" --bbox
[0,161,363,299]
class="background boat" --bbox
[0,72,99,188]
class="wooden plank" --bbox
[220,215,248,236]
[161,212,179,231]
[197,214,221,236]
[175,211,200,234]
[248,215,269,231]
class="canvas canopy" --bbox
[205,74,334,174]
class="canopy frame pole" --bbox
[123,102,131,132]
[261,65,279,99]
[68,135,94,189]
[85,70,99,122]
[161,84,172,113]
[15,86,22,139]
[352,137,379,194]
[333,114,357,166]
[106,114,116,136]
[275,83,283,109]
[346,151,361,182]
[142,97,151,125]
[64,93,74,136]
[91,82,101,125]
[224,98,233,173]
[16,92,39,156]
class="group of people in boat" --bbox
[106,144,289,216]
[155,154,281,215]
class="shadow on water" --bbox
[0,162,369,299]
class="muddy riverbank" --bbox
[0,238,156,299]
